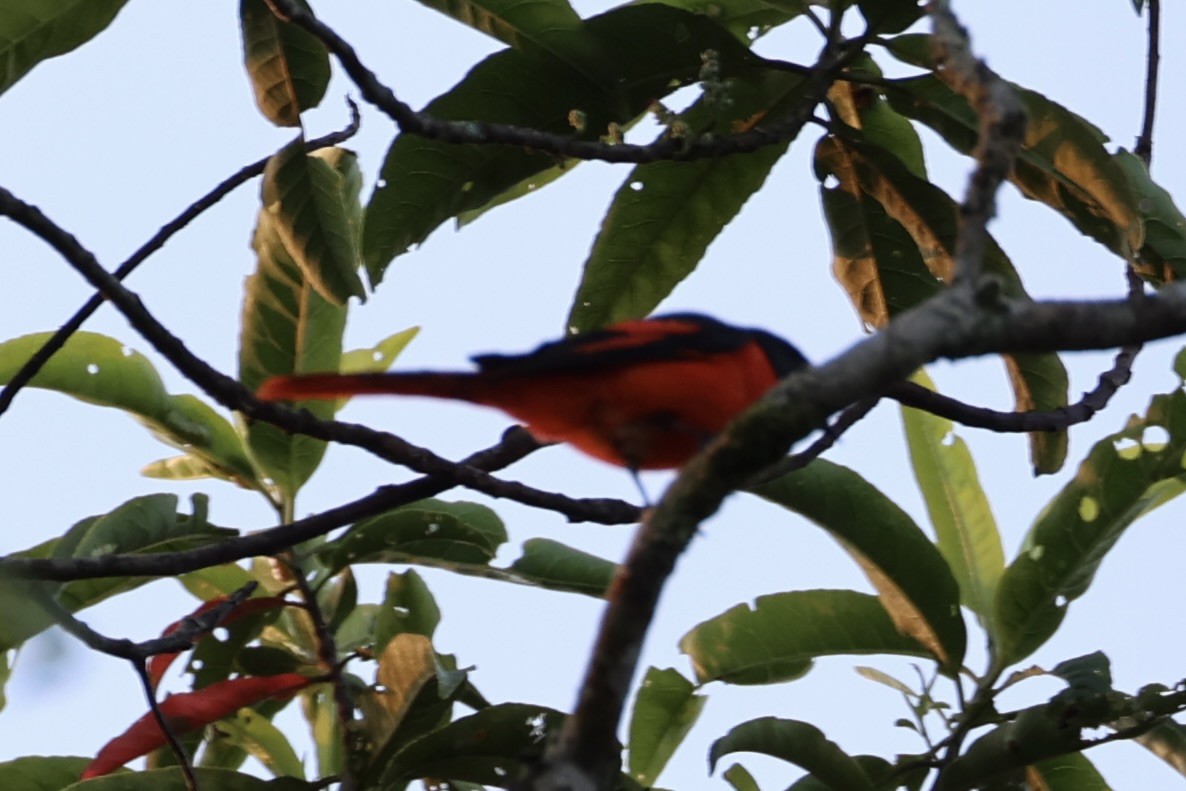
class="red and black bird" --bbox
[256,313,808,471]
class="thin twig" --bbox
[266,0,873,165]
[0,185,640,524]
[1134,0,1161,165]
[133,660,198,791]
[930,1,1026,287]
[2,427,637,582]
[283,556,356,791]
[0,101,360,418]
[26,580,257,660]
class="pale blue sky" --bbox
[1,2,1183,788]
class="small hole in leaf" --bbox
[86,363,100,375]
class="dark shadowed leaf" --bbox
[64,766,317,789]
[752,460,966,672]
[318,499,508,573]
[883,73,1143,257]
[262,139,366,305]
[568,70,804,331]
[814,134,1069,473]
[239,0,329,127]
[709,717,872,790]
[0,0,129,96]
[379,703,567,787]
[1114,149,1186,283]
[627,667,706,786]
[856,0,921,34]
[0,495,234,650]
[361,4,756,284]
[239,184,348,498]
[995,357,1186,663]
[680,590,934,685]
[506,538,617,596]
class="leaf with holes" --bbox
[378,703,567,787]
[568,69,806,331]
[361,4,756,284]
[995,358,1186,663]
[318,499,508,573]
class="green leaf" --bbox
[1114,149,1186,283]
[680,590,935,685]
[813,134,1070,473]
[239,193,348,499]
[374,570,441,652]
[0,332,259,488]
[627,667,706,786]
[380,703,567,787]
[0,755,91,790]
[506,538,617,596]
[884,74,1143,257]
[995,368,1186,663]
[709,718,872,790]
[207,708,306,779]
[0,0,129,96]
[239,0,330,127]
[318,499,509,573]
[0,495,235,650]
[722,762,760,791]
[336,326,421,410]
[568,70,803,331]
[900,370,1004,629]
[262,138,365,305]
[339,327,421,375]
[361,3,756,285]
[751,460,966,673]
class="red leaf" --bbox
[81,673,311,779]
[147,595,287,690]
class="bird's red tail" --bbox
[256,372,486,403]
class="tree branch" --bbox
[1,427,639,583]
[0,101,360,419]
[1134,0,1161,165]
[0,185,639,525]
[265,0,872,164]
